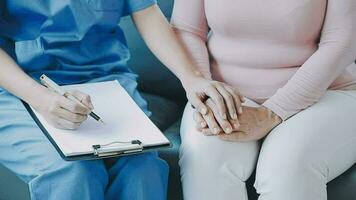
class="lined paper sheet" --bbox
[31,81,170,157]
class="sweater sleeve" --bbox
[263,0,356,120]
[171,0,211,79]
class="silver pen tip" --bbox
[99,119,105,124]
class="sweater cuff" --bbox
[262,99,298,121]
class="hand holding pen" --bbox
[33,75,104,130]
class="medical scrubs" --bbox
[0,1,168,200]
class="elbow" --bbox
[170,19,207,41]
[320,25,355,55]
[171,24,183,35]
[338,32,355,54]
[172,25,207,42]
[320,37,352,53]
[320,35,356,63]
[339,32,356,61]
[336,39,355,59]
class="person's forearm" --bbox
[172,28,212,79]
[263,0,356,120]
[0,49,47,107]
[131,5,202,84]
[263,43,355,120]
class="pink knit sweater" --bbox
[171,0,356,120]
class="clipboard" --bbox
[23,80,171,161]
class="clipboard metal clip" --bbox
[92,140,143,157]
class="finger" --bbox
[56,108,88,123]
[215,84,237,119]
[205,85,227,119]
[202,107,222,135]
[206,99,233,134]
[188,94,208,115]
[193,110,207,129]
[240,95,246,103]
[224,86,243,115]
[229,118,241,131]
[58,96,90,115]
[67,90,94,109]
[201,128,214,136]
[56,117,82,130]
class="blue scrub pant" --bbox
[0,89,169,200]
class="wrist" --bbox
[26,84,53,109]
[262,106,282,125]
[179,69,204,88]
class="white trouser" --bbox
[179,90,356,200]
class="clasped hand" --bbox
[193,98,282,142]
[181,74,281,141]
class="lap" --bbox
[179,101,260,200]
[0,90,104,181]
[180,90,356,182]
[180,99,260,178]
[258,90,356,181]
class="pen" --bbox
[40,74,105,124]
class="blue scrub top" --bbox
[0,0,156,85]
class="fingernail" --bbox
[226,127,232,134]
[213,128,220,135]
[201,107,208,115]
[232,113,238,119]
[238,107,243,114]
[234,122,240,129]
[201,122,206,127]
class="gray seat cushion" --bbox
[0,164,30,200]
[142,92,184,199]
[141,92,185,131]
[328,164,356,200]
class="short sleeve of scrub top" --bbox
[123,0,158,16]
[0,0,157,112]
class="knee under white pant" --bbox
[179,90,356,200]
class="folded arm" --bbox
[263,0,356,120]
